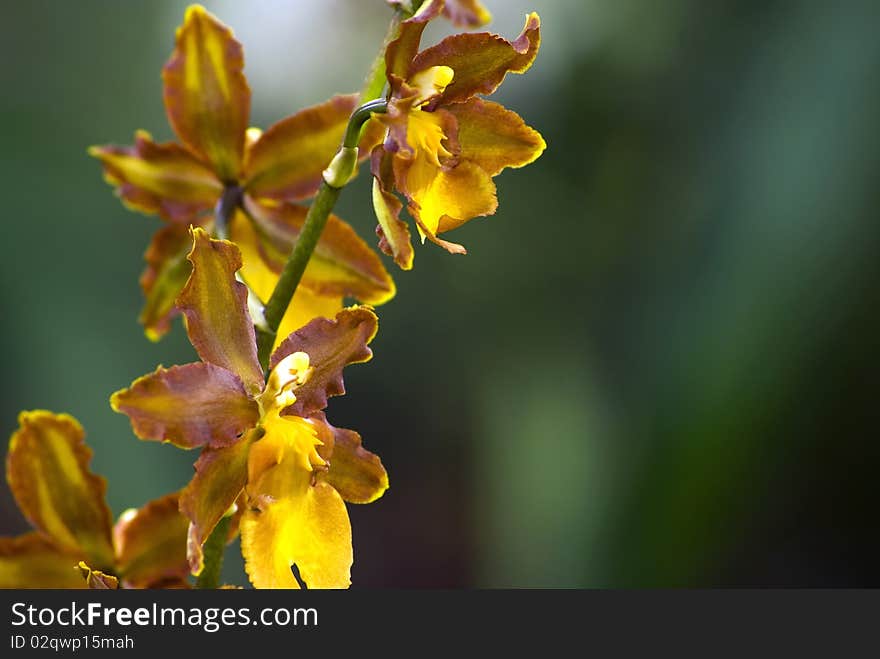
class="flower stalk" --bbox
[255,100,387,371]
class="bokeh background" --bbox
[2,0,878,587]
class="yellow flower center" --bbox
[258,351,312,416]
[409,66,454,106]
[406,111,453,167]
[403,66,456,167]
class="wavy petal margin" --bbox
[413,12,541,109]
[270,307,378,417]
[110,363,258,449]
[6,411,115,570]
[77,562,119,589]
[448,98,546,177]
[177,227,264,394]
[313,417,388,504]
[371,148,415,270]
[179,433,255,575]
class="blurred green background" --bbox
[2,0,878,587]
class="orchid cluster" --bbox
[1,0,544,589]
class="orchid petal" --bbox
[162,5,250,181]
[6,411,115,570]
[270,307,378,417]
[113,492,191,588]
[110,363,258,449]
[0,533,86,589]
[448,98,546,176]
[413,12,541,109]
[179,433,255,575]
[89,130,220,223]
[177,227,264,394]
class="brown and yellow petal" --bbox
[441,0,492,27]
[89,130,221,223]
[229,210,343,351]
[397,149,497,242]
[242,197,395,306]
[76,561,119,589]
[387,0,490,28]
[0,533,86,589]
[111,363,258,449]
[413,12,541,109]
[177,227,264,394]
[448,98,546,176]
[312,417,388,505]
[244,94,375,202]
[162,5,250,182]
[179,433,256,575]
[241,419,351,589]
[385,0,444,86]
[269,306,378,417]
[6,411,115,570]
[370,147,414,270]
[113,492,190,588]
[139,224,193,342]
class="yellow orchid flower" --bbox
[0,411,190,589]
[110,228,388,589]
[371,0,546,269]
[90,5,394,346]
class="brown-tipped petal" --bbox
[139,224,192,342]
[371,148,414,270]
[0,533,86,588]
[6,412,115,570]
[113,492,190,588]
[110,363,258,449]
[179,433,255,575]
[413,12,541,109]
[89,131,221,223]
[448,98,546,176]
[229,212,344,352]
[387,0,490,28]
[76,561,119,589]
[244,94,362,201]
[162,5,250,181]
[397,149,497,238]
[177,227,264,394]
[313,417,388,505]
[442,0,492,27]
[385,0,444,85]
[243,197,396,306]
[270,307,378,417]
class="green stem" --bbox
[344,99,388,148]
[255,100,387,371]
[359,9,403,102]
[256,182,341,369]
[196,515,231,589]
